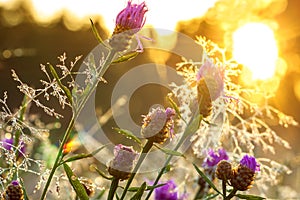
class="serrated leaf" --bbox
[63,163,89,200]
[235,194,266,200]
[166,95,185,123]
[48,63,73,104]
[127,183,165,192]
[112,51,140,64]
[193,163,222,195]
[62,144,107,164]
[184,114,202,137]
[154,144,185,158]
[113,127,141,145]
[130,182,147,200]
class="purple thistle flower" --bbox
[240,154,260,172]
[11,180,20,186]
[154,180,187,200]
[196,59,224,101]
[1,138,25,155]
[202,148,229,169]
[113,0,148,35]
[109,144,139,173]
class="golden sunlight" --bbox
[232,22,278,80]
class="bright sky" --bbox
[0,0,219,32]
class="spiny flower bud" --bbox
[141,107,176,144]
[230,155,260,191]
[215,160,233,181]
[109,1,148,52]
[1,180,24,200]
[196,59,224,118]
[108,144,139,180]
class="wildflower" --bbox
[108,144,139,180]
[202,148,229,169]
[230,155,260,191]
[141,107,176,144]
[154,180,187,200]
[1,138,25,155]
[109,1,148,52]
[2,180,24,200]
[196,59,224,117]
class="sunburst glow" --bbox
[232,22,278,80]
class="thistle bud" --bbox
[215,160,233,181]
[196,59,224,117]
[141,107,175,144]
[2,180,24,200]
[108,144,139,180]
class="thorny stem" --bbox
[40,50,116,200]
[224,188,237,200]
[107,178,119,200]
[145,116,202,200]
[120,140,154,200]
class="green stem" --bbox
[120,140,153,200]
[145,116,202,200]
[40,50,116,200]
[222,180,226,197]
[107,178,119,200]
[224,188,237,200]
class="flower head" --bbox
[202,148,229,169]
[141,107,176,144]
[113,0,148,35]
[196,59,224,101]
[108,144,139,180]
[240,154,260,172]
[2,180,24,200]
[154,180,187,200]
[2,138,25,155]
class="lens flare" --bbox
[232,22,278,80]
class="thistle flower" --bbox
[109,1,148,52]
[1,180,24,200]
[196,59,224,117]
[230,155,260,191]
[202,148,229,169]
[154,180,187,200]
[141,107,176,144]
[108,144,139,180]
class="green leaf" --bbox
[62,144,107,164]
[204,193,219,200]
[48,63,73,104]
[95,190,105,199]
[166,95,186,123]
[127,183,165,192]
[90,18,107,47]
[130,182,147,200]
[184,114,202,137]
[113,127,142,145]
[154,144,185,158]
[193,163,222,195]
[93,166,113,180]
[112,51,140,64]
[235,194,266,200]
[63,163,89,200]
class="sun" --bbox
[232,22,278,80]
